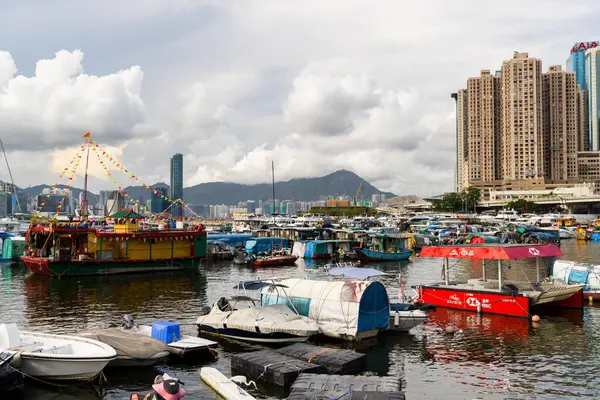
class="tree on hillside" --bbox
[505,199,539,214]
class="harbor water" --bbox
[3,240,600,399]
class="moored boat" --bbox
[552,260,600,300]
[196,280,320,344]
[354,233,412,263]
[21,211,207,277]
[0,323,116,381]
[416,244,584,318]
[252,252,298,267]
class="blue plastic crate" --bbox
[151,321,181,344]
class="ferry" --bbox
[21,211,207,277]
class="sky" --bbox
[0,0,598,197]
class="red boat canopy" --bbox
[420,244,562,260]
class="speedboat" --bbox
[0,324,116,381]
[196,280,320,344]
[121,315,218,357]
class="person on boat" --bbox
[130,375,187,400]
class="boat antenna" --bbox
[0,137,21,213]
[80,134,91,222]
[271,160,275,217]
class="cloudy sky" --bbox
[0,0,598,197]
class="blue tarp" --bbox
[328,267,387,279]
[568,270,589,284]
[207,234,253,248]
[245,237,289,254]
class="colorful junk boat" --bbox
[354,234,412,263]
[21,210,207,277]
[417,244,584,318]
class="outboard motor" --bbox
[199,305,212,316]
[122,314,136,330]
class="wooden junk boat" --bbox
[416,244,584,318]
[21,211,207,277]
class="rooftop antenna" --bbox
[0,137,21,213]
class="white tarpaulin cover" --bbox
[261,278,389,340]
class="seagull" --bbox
[230,375,258,390]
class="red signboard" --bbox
[419,244,562,260]
[419,286,531,318]
[571,41,599,53]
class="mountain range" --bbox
[20,170,395,206]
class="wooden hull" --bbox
[355,248,412,263]
[252,255,298,267]
[20,256,201,277]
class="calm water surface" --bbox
[3,240,600,399]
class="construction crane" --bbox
[353,181,363,205]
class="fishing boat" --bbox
[252,252,298,267]
[354,234,412,262]
[416,244,585,318]
[552,260,600,300]
[0,323,116,381]
[21,211,207,277]
[196,280,320,344]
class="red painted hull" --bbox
[252,255,298,267]
[419,285,531,318]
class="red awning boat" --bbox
[416,244,584,318]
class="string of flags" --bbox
[33,140,89,222]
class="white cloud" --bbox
[0,50,148,153]
[2,0,600,197]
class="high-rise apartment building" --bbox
[466,70,500,182]
[586,47,600,151]
[170,153,184,218]
[151,187,169,213]
[578,90,590,151]
[543,66,579,181]
[456,52,585,192]
[500,52,545,181]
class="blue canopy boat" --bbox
[354,234,412,262]
[0,232,25,265]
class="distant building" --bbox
[566,41,597,90]
[246,200,256,214]
[326,199,351,207]
[151,187,169,213]
[99,190,112,216]
[170,153,184,218]
[106,191,126,216]
[0,192,11,217]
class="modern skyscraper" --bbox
[566,41,598,90]
[170,153,183,218]
[454,89,469,191]
[586,47,600,151]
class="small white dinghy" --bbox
[121,315,218,357]
[0,324,116,381]
[200,367,257,400]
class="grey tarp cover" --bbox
[77,328,170,360]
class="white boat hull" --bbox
[200,367,256,400]
[19,355,115,381]
[388,310,428,332]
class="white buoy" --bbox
[445,326,455,334]
[394,311,400,327]
[531,315,540,322]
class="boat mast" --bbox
[0,137,21,213]
[271,160,275,217]
[80,139,91,222]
